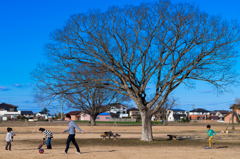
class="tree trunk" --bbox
[164,110,168,126]
[154,113,158,122]
[164,115,168,126]
[90,115,97,126]
[141,110,153,141]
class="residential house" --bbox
[21,111,34,118]
[0,103,21,119]
[36,111,50,120]
[216,110,229,120]
[127,107,140,119]
[210,110,229,120]
[108,103,128,118]
[96,112,112,121]
[81,112,119,121]
[65,111,81,121]
[189,108,210,120]
[168,109,187,122]
[209,111,218,120]
[224,104,240,123]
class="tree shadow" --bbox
[153,138,172,141]
[215,146,228,149]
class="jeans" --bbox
[65,134,80,153]
[47,138,51,146]
[6,142,11,150]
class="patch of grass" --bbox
[23,138,239,147]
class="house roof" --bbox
[127,107,139,111]
[107,103,128,109]
[21,111,33,115]
[224,111,238,118]
[38,112,49,115]
[65,111,81,115]
[189,108,209,112]
[0,103,18,109]
[99,112,111,116]
[216,111,229,114]
[171,109,185,111]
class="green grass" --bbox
[74,121,163,125]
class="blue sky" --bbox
[0,0,240,114]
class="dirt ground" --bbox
[0,122,240,159]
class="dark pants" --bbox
[6,142,11,150]
[65,134,80,153]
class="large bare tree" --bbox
[34,1,240,141]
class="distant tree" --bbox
[158,97,178,126]
[32,1,240,141]
[33,65,130,126]
[57,112,62,119]
[64,66,130,126]
[41,108,50,114]
[54,113,58,119]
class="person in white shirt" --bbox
[5,127,12,151]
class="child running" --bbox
[39,128,53,149]
[5,127,12,151]
[61,114,84,154]
[206,125,217,149]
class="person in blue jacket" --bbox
[61,114,84,154]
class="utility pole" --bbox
[61,97,63,120]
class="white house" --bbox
[36,112,49,119]
[168,109,187,122]
[21,111,34,118]
[215,110,229,120]
[108,103,128,118]
[0,103,21,119]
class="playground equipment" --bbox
[222,114,240,133]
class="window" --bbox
[106,117,110,119]
[96,117,100,119]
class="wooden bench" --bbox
[167,135,178,140]
[101,131,121,140]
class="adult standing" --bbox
[61,114,84,154]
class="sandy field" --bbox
[0,121,240,159]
